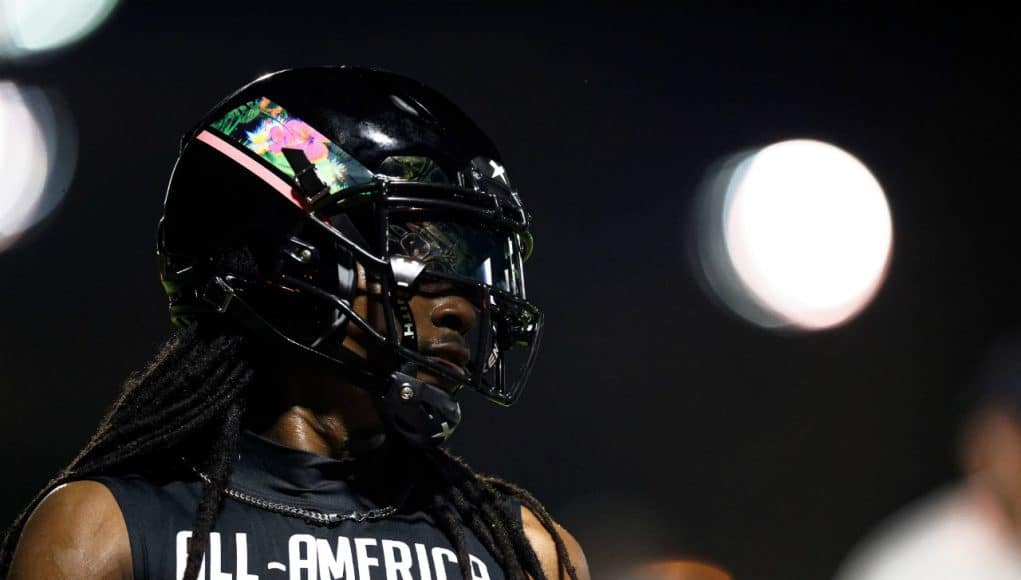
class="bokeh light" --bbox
[557,492,671,576]
[0,81,76,253]
[633,560,733,580]
[693,139,893,331]
[0,0,119,59]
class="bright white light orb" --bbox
[721,139,892,329]
[0,81,76,253]
[0,0,119,58]
[0,82,50,250]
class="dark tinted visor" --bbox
[386,215,527,299]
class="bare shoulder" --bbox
[8,480,131,580]
[520,504,591,580]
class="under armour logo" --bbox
[432,421,456,440]
[488,160,508,185]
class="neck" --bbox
[251,405,386,461]
[242,405,420,510]
[244,349,389,461]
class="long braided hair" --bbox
[0,325,578,580]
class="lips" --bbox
[423,341,470,376]
[426,356,468,376]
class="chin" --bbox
[415,371,463,394]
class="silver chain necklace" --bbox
[187,461,400,526]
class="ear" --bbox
[354,260,368,292]
[343,260,390,359]
[352,260,387,295]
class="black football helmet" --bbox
[157,66,542,447]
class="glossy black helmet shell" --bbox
[157,65,542,444]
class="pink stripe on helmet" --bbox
[196,129,306,209]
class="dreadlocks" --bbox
[0,325,579,580]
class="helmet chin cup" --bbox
[378,366,462,448]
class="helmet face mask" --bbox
[248,173,544,408]
[158,66,542,444]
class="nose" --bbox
[430,294,477,335]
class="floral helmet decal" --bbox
[210,97,375,194]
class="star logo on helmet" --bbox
[489,160,509,185]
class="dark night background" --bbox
[1,4,1018,579]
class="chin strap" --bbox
[377,362,462,448]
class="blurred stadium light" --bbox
[0,81,76,253]
[0,0,119,60]
[633,560,733,580]
[692,139,893,331]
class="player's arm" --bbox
[8,481,132,580]
[520,505,591,580]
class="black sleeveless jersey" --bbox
[85,430,515,580]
